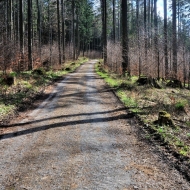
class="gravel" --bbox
[0,60,189,189]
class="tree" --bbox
[144,0,147,63]
[121,0,129,76]
[57,0,62,65]
[154,0,159,79]
[36,0,42,60]
[72,0,75,60]
[136,0,141,77]
[61,0,65,63]
[172,0,177,78]
[101,0,107,65]
[28,0,33,70]
[112,0,116,43]
[163,0,168,78]
[19,0,24,66]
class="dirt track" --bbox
[0,60,189,189]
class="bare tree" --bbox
[101,0,107,65]
[121,0,130,76]
[61,0,65,63]
[28,0,33,70]
[172,0,177,78]
[57,0,61,65]
[163,0,168,78]
[112,0,116,43]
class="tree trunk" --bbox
[57,0,62,65]
[7,0,12,40]
[147,0,150,42]
[28,0,33,70]
[144,0,147,64]
[36,0,41,61]
[61,0,65,63]
[117,0,120,41]
[19,0,23,54]
[72,0,75,60]
[172,0,177,78]
[154,0,159,79]
[164,0,168,78]
[112,0,116,43]
[76,13,80,59]
[101,0,107,65]
[136,0,141,77]
[48,0,53,66]
[121,0,129,76]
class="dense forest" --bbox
[1,1,190,183]
[0,0,190,84]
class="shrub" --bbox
[175,100,188,111]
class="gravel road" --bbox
[0,60,190,190]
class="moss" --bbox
[157,111,175,128]
[159,111,171,118]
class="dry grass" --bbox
[96,61,190,157]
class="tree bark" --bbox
[72,0,75,60]
[28,0,33,70]
[101,0,107,65]
[61,0,65,63]
[154,0,159,79]
[121,0,129,76]
[19,0,23,52]
[112,0,116,43]
[57,0,62,65]
[36,0,41,60]
[164,0,168,78]
[144,0,147,64]
[136,0,141,77]
[172,0,177,78]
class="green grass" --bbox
[117,89,137,108]
[20,80,32,89]
[0,57,88,123]
[0,104,15,116]
[175,100,188,111]
[95,61,190,158]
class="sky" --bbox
[157,0,164,17]
[157,0,172,18]
[93,0,172,19]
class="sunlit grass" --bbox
[95,61,190,158]
[0,57,89,123]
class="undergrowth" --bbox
[0,57,88,122]
[95,61,190,158]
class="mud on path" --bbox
[0,60,189,189]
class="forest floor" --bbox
[96,61,190,181]
[0,60,190,189]
[0,57,88,127]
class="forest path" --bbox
[0,60,189,189]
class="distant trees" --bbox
[0,0,190,85]
[100,0,190,84]
[0,0,96,72]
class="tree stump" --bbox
[136,76,162,89]
[1,76,15,86]
[166,79,182,88]
[158,111,175,127]
[65,67,71,71]
[32,69,45,75]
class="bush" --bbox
[175,100,188,111]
